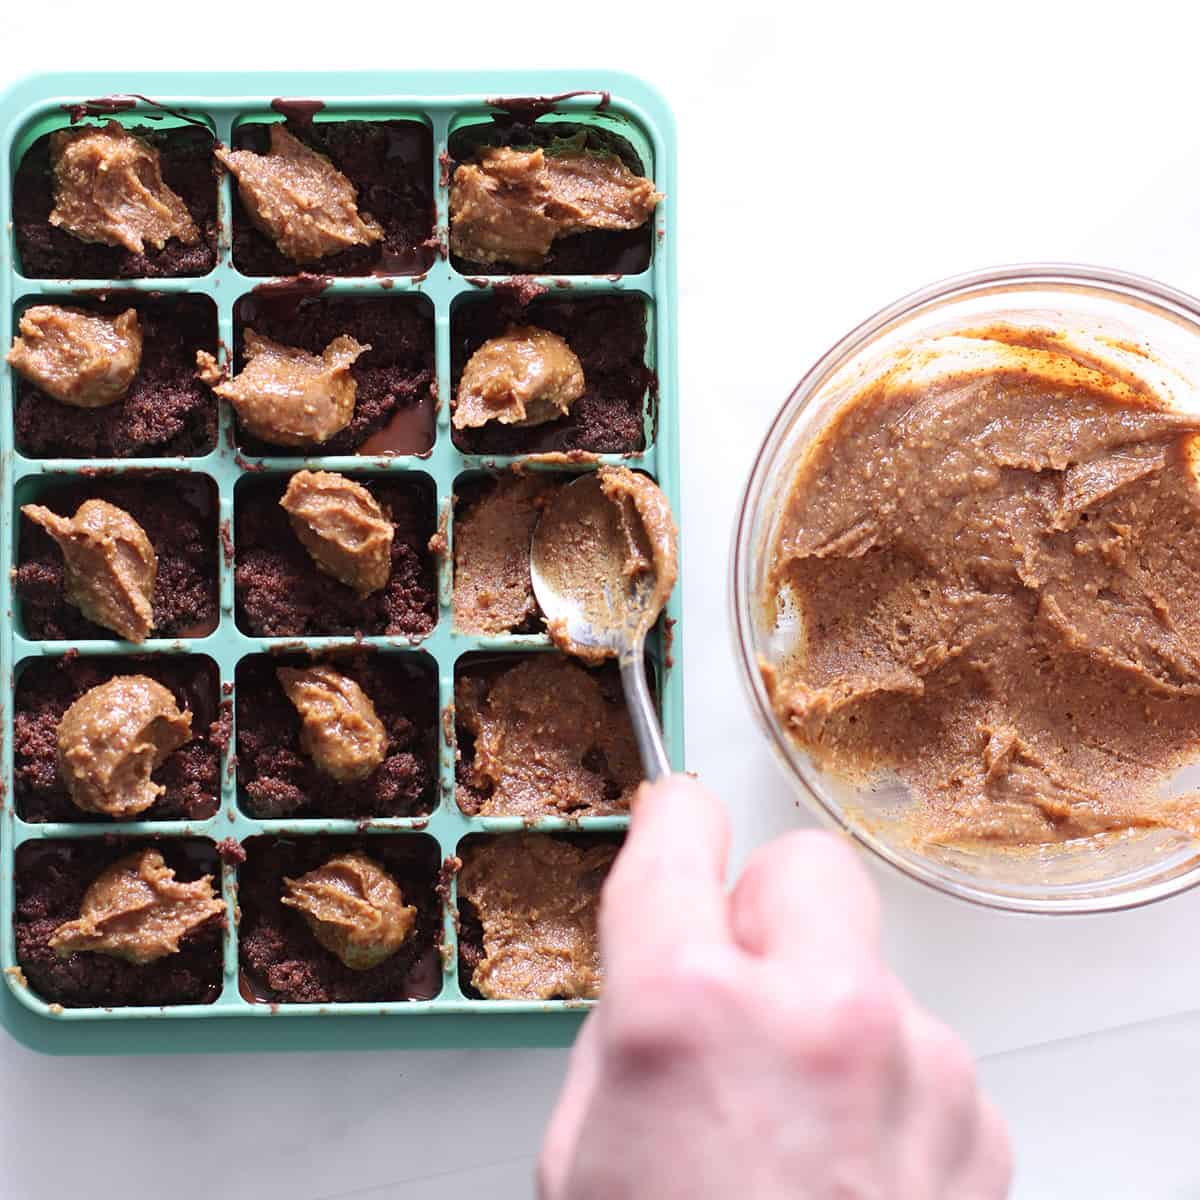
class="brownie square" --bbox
[13,124,218,279]
[14,654,225,823]
[234,472,437,638]
[228,119,434,276]
[451,293,650,455]
[238,835,443,1004]
[12,295,218,459]
[14,838,225,1007]
[16,473,219,641]
[447,119,654,276]
[236,651,438,819]
[231,292,435,455]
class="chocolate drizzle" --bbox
[270,97,326,125]
[492,276,550,306]
[484,90,611,121]
[248,273,332,319]
[61,95,136,122]
[61,94,209,129]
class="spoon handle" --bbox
[620,648,671,782]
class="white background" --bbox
[4,2,1200,1196]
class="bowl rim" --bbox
[730,261,1200,916]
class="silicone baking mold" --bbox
[0,70,680,1054]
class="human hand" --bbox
[539,774,1012,1199]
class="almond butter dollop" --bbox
[196,329,368,446]
[215,124,383,263]
[22,498,157,642]
[48,121,200,254]
[282,851,416,970]
[453,325,585,430]
[57,676,192,817]
[6,305,143,408]
[276,665,387,782]
[452,474,559,635]
[457,655,640,817]
[458,834,616,1000]
[49,848,224,965]
[449,144,662,268]
[280,470,394,595]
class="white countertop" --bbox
[4,3,1200,1196]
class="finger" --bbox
[728,830,880,967]
[600,774,731,981]
[946,1093,1014,1200]
[537,1012,602,1200]
[893,1000,982,1194]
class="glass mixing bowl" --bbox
[732,264,1200,914]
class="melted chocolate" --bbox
[484,90,611,121]
[249,273,333,315]
[357,399,435,455]
[61,95,137,122]
[270,97,326,124]
[62,94,209,129]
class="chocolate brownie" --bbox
[13,124,218,279]
[451,294,650,455]
[16,474,219,641]
[234,473,436,638]
[12,295,218,459]
[238,835,442,1003]
[236,651,438,818]
[14,838,224,1007]
[231,292,435,455]
[448,120,653,275]
[228,119,434,277]
[14,655,225,823]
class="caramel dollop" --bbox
[282,852,416,970]
[280,470,394,595]
[196,329,368,446]
[56,675,192,817]
[6,305,142,408]
[449,144,662,268]
[458,834,616,999]
[48,121,200,254]
[215,124,383,263]
[22,498,157,642]
[454,325,585,430]
[276,665,387,782]
[49,848,223,965]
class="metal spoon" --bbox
[530,472,673,781]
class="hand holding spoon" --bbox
[530,467,679,781]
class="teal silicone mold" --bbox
[0,70,680,1055]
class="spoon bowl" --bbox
[531,471,676,780]
[531,473,659,660]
